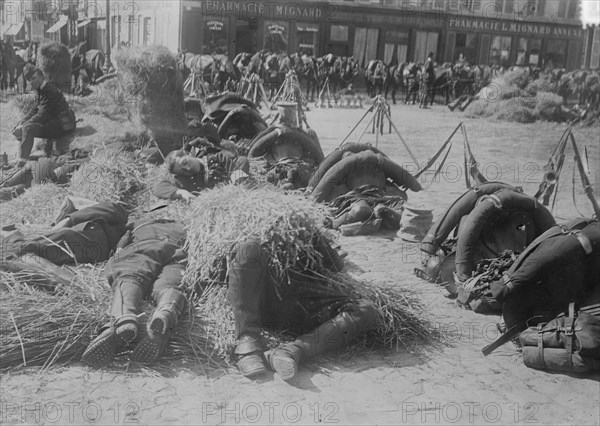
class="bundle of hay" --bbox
[71,79,129,121]
[114,46,186,157]
[0,268,110,370]
[0,268,225,370]
[36,42,71,93]
[184,185,435,360]
[69,148,146,209]
[467,69,573,123]
[0,183,69,233]
[184,185,331,286]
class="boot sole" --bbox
[149,315,168,335]
[82,335,117,368]
[130,337,167,364]
[82,325,137,368]
[271,355,298,381]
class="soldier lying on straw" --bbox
[2,201,129,265]
[152,147,250,203]
[82,219,188,367]
[229,234,378,381]
[0,156,81,202]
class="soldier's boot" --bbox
[265,301,378,380]
[82,280,141,367]
[130,289,187,364]
[229,239,269,378]
[235,333,268,378]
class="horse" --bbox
[339,56,359,89]
[431,65,454,105]
[293,53,319,102]
[177,50,216,94]
[384,62,405,104]
[365,59,387,98]
[264,52,286,100]
[452,64,477,99]
[84,49,105,84]
[211,54,237,93]
[1,40,27,92]
[403,62,420,105]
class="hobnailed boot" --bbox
[234,333,268,378]
[82,315,139,368]
[130,289,187,364]
[82,279,142,367]
[266,302,378,380]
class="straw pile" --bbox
[0,266,110,370]
[36,42,72,93]
[69,148,146,209]
[467,70,570,123]
[0,267,228,370]
[0,183,69,233]
[114,46,186,157]
[183,185,436,359]
[183,185,331,286]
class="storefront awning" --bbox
[4,22,24,36]
[77,19,92,28]
[46,17,68,34]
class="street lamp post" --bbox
[104,0,112,73]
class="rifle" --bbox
[482,312,554,356]
[482,321,528,356]
[570,132,600,219]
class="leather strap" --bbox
[565,302,576,368]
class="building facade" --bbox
[4,0,591,71]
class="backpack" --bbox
[519,302,600,373]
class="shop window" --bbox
[297,23,318,56]
[529,38,541,66]
[330,25,348,42]
[454,33,477,65]
[202,18,228,54]
[384,29,409,65]
[489,35,512,67]
[415,31,439,63]
[504,0,514,14]
[235,19,258,55]
[264,21,289,54]
[434,0,445,9]
[516,38,528,66]
[545,39,567,70]
[353,27,379,67]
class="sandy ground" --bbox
[0,91,599,425]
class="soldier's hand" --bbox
[15,158,27,169]
[176,189,195,203]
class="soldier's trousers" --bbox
[105,240,186,320]
[228,238,364,340]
